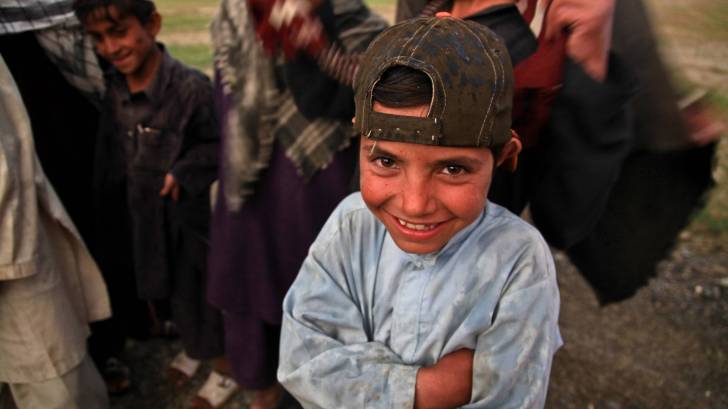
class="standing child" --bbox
[278,16,562,408]
[73,1,235,406]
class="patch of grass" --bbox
[703,3,728,38]
[707,91,728,116]
[162,14,212,33]
[649,0,728,40]
[365,0,396,6]
[156,0,218,12]
[166,44,213,73]
[694,211,728,234]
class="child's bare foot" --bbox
[250,383,284,409]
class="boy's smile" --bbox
[83,5,161,90]
[359,103,496,254]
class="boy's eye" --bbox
[442,164,467,176]
[373,157,397,169]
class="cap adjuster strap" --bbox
[365,111,442,145]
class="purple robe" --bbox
[207,88,357,325]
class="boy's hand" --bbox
[159,173,180,201]
[544,0,616,82]
[414,349,474,409]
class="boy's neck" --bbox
[125,45,163,94]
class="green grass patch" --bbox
[156,0,219,12]
[703,3,728,38]
[166,44,213,72]
[162,14,212,33]
[706,91,728,116]
[655,1,728,40]
[365,0,396,6]
[694,211,728,234]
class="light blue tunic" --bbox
[278,193,562,409]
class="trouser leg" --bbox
[3,355,109,409]
[0,384,17,409]
[223,313,280,390]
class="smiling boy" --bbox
[278,16,561,409]
[73,0,229,404]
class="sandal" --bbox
[102,357,131,396]
[190,371,239,409]
[168,351,200,387]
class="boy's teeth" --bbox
[398,218,435,231]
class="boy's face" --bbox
[83,6,160,78]
[359,103,495,255]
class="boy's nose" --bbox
[400,176,436,217]
[99,37,120,56]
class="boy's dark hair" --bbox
[73,0,156,25]
[372,66,432,108]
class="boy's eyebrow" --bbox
[433,156,484,169]
[362,141,401,161]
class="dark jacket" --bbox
[95,49,219,300]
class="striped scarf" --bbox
[0,0,105,105]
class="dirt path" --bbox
[547,238,728,408]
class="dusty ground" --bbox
[546,241,728,408]
[112,1,727,408]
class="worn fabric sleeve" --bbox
[0,56,42,281]
[278,210,418,409]
[170,76,220,196]
[465,238,562,408]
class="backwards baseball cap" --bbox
[354,16,514,148]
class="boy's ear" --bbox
[145,11,162,37]
[495,130,522,172]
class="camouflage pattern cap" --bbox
[354,16,513,147]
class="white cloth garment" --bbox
[0,54,110,384]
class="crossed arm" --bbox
[277,235,473,409]
[278,236,560,408]
[278,285,473,409]
[415,349,474,409]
